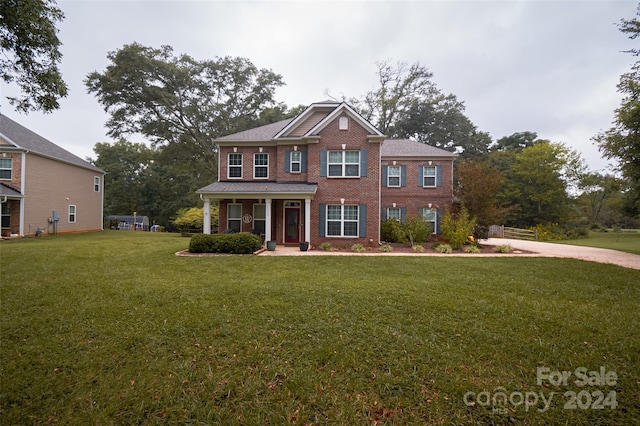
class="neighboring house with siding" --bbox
[0,115,105,237]
[196,101,456,247]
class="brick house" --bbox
[0,115,105,237]
[196,101,456,247]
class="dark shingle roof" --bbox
[0,114,103,173]
[0,182,23,197]
[381,139,457,158]
[197,181,318,195]
[216,118,294,142]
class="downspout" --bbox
[19,151,26,236]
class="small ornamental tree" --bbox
[172,206,218,233]
[441,206,476,250]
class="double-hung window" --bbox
[254,153,268,179]
[290,151,301,173]
[228,153,242,178]
[253,204,266,235]
[227,204,242,232]
[94,176,101,192]
[387,165,401,187]
[328,150,359,177]
[327,204,358,237]
[68,205,76,223]
[1,203,10,228]
[386,207,401,221]
[0,158,12,180]
[423,166,436,187]
[422,208,437,233]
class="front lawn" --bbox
[553,230,640,255]
[1,231,638,424]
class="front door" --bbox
[284,207,300,243]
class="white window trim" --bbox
[326,204,359,237]
[228,153,243,179]
[253,203,266,234]
[94,176,101,192]
[68,205,76,223]
[253,153,269,179]
[0,157,12,180]
[328,150,359,178]
[387,165,401,187]
[290,151,301,173]
[227,203,242,232]
[422,208,437,233]
[339,116,349,130]
[423,166,436,188]
[387,207,401,221]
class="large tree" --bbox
[594,5,640,216]
[456,159,509,227]
[352,60,490,158]
[85,43,285,181]
[0,0,68,112]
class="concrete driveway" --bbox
[483,238,640,270]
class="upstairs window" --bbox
[0,158,12,180]
[94,176,101,192]
[290,151,301,173]
[254,153,268,179]
[228,153,242,178]
[423,166,436,187]
[339,116,349,130]
[68,205,76,223]
[387,166,401,187]
[328,150,359,177]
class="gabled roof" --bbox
[215,101,384,143]
[381,139,457,158]
[0,182,23,198]
[0,114,104,173]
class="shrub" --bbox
[412,245,425,253]
[463,245,480,253]
[381,218,405,243]
[493,244,513,253]
[441,207,476,249]
[350,243,366,253]
[435,244,452,254]
[319,242,334,251]
[401,215,433,245]
[379,244,393,252]
[188,233,261,254]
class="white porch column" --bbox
[305,198,311,243]
[203,197,211,234]
[265,198,272,242]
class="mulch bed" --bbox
[311,242,535,254]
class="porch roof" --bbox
[197,181,318,200]
[0,183,23,198]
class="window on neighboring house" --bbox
[328,150,359,177]
[228,153,242,178]
[254,153,268,179]
[253,204,266,236]
[290,151,301,173]
[94,176,101,192]
[423,166,436,187]
[227,203,242,232]
[422,208,437,233]
[327,204,358,237]
[0,158,12,180]
[386,207,401,221]
[1,203,10,228]
[387,165,401,187]
[68,205,76,223]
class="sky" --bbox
[1,0,638,172]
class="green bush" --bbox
[379,244,393,252]
[441,207,476,250]
[188,233,261,254]
[401,215,432,245]
[319,242,334,251]
[464,245,481,253]
[173,206,219,233]
[493,244,513,253]
[381,219,405,243]
[412,245,425,253]
[350,243,366,253]
[435,244,452,254]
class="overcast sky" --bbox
[1,0,638,172]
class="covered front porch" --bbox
[1,184,24,237]
[196,182,318,245]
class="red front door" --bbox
[284,208,300,243]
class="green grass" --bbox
[1,231,639,425]
[554,230,640,255]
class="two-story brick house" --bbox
[196,101,456,247]
[0,115,105,237]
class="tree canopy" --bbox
[0,0,68,113]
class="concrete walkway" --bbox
[257,239,640,270]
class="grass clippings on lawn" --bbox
[1,231,639,425]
